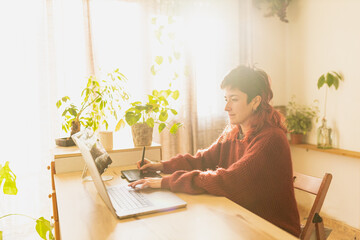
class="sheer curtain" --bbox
[58,0,250,160]
[0,0,53,238]
[86,0,250,159]
[152,0,251,159]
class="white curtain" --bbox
[0,0,53,238]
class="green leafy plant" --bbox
[317,71,344,118]
[125,89,182,134]
[253,0,292,23]
[0,162,53,239]
[286,96,319,135]
[56,69,129,136]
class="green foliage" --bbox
[317,71,343,90]
[0,161,17,195]
[0,162,53,239]
[253,0,292,23]
[125,89,182,134]
[317,71,343,118]
[150,16,186,83]
[36,217,53,240]
[286,96,319,135]
[56,69,129,134]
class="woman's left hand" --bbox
[128,177,162,189]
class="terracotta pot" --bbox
[290,133,304,144]
[131,123,153,147]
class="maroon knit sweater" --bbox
[161,125,301,237]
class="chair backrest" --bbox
[293,172,332,240]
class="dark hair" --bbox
[220,65,286,141]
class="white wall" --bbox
[251,0,360,230]
[285,0,360,151]
[251,4,287,106]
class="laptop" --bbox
[71,128,187,219]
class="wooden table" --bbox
[54,166,298,240]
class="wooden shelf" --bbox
[291,144,360,159]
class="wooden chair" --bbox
[47,161,60,240]
[293,172,332,240]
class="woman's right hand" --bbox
[137,158,164,172]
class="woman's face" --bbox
[224,87,258,129]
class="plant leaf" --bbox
[155,56,163,65]
[56,100,62,108]
[125,112,141,126]
[170,109,178,115]
[35,217,54,240]
[146,118,155,128]
[158,123,166,133]
[326,73,334,87]
[68,108,77,117]
[159,111,168,122]
[150,65,156,76]
[333,77,339,89]
[115,119,125,131]
[0,162,17,195]
[332,71,343,81]
[170,123,179,134]
[317,74,325,89]
[172,90,180,100]
[152,90,159,97]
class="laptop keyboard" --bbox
[107,185,152,210]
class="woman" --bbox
[129,65,301,237]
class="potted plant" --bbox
[124,89,182,147]
[253,0,292,23]
[286,96,319,144]
[316,71,344,149]
[56,69,129,147]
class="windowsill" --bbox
[290,143,360,159]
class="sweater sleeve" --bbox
[161,139,222,174]
[161,129,292,198]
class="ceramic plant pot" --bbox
[98,131,113,151]
[290,133,304,144]
[131,123,153,147]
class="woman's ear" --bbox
[252,95,262,111]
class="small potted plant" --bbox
[253,0,292,23]
[316,71,344,149]
[124,89,182,147]
[56,69,129,147]
[286,96,319,144]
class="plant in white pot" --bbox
[56,68,129,148]
[285,96,319,144]
[124,89,182,147]
[316,71,344,149]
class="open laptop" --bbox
[71,128,187,219]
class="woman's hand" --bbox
[137,158,164,173]
[128,177,162,189]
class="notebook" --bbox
[71,128,187,219]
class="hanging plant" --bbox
[253,0,292,23]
